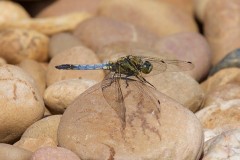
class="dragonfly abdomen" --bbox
[55,63,110,70]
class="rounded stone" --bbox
[0,1,30,23]
[46,46,105,86]
[0,29,49,64]
[49,32,82,58]
[0,65,44,143]
[153,32,212,81]
[44,79,97,114]
[99,0,198,37]
[203,129,240,159]
[14,115,61,152]
[0,143,32,160]
[58,82,203,159]
[73,16,158,51]
[18,59,46,96]
[30,147,81,160]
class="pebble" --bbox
[153,32,212,81]
[49,32,82,58]
[0,65,44,143]
[58,82,203,159]
[203,129,240,159]
[73,16,159,52]
[30,147,81,160]
[0,1,30,23]
[0,143,32,160]
[14,115,61,152]
[44,79,97,114]
[18,59,46,96]
[203,0,240,65]
[46,46,105,86]
[0,29,49,64]
[37,0,102,17]
[99,0,197,37]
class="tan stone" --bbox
[14,115,61,152]
[58,82,203,159]
[99,0,198,37]
[0,143,32,160]
[0,65,44,143]
[18,59,46,96]
[0,29,49,64]
[44,79,97,113]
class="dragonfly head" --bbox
[141,61,153,74]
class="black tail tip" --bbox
[55,64,70,70]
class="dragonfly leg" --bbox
[136,75,156,89]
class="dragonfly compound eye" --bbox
[141,61,153,74]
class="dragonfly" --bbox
[55,55,194,128]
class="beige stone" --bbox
[99,0,198,37]
[14,115,61,152]
[0,29,49,64]
[18,59,46,96]
[0,65,44,143]
[58,82,203,159]
[0,143,32,160]
[0,1,30,23]
[44,79,97,113]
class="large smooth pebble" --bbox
[0,143,32,160]
[0,1,30,23]
[49,32,82,58]
[44,79,97,113]
[0,29,49,64]
[74,16,158,51]
[153,32,212,81]
[196,99,240,141]
[99,0,197,37]
[203,129,240,159]
[31,147,81,160]
[58,82,203,160]
[46,46,105,86]
[201,68,240,93]
[18,59,46,96]
[0,65,44,143]
[14,115,61,152]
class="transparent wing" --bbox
[139,56,194,76]
[101,72,126,128]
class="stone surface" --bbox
[201,68,240,93]
[153,32,212,81]
[99,0,198,37]
[46,46,105,86]
[73,16,159,52]
[203,129,240,160]
[196,98,240,142]
[0,12,92,36]
[204,0,240,65]
[0,29,49,64]
[30,147,81,160]
[193,0,210,21]
[14,115,61,152]
[0,1,30,23]
[209,48,240,76]
[37,0,102,17]
[58,82,203,160]
[0,143,32,160]
[49,32,82,58]
[18,59,46,96]
[44,79,97,114]
[0,65,44,143]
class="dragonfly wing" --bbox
[139,56,194,76]
[101,72,126,128]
